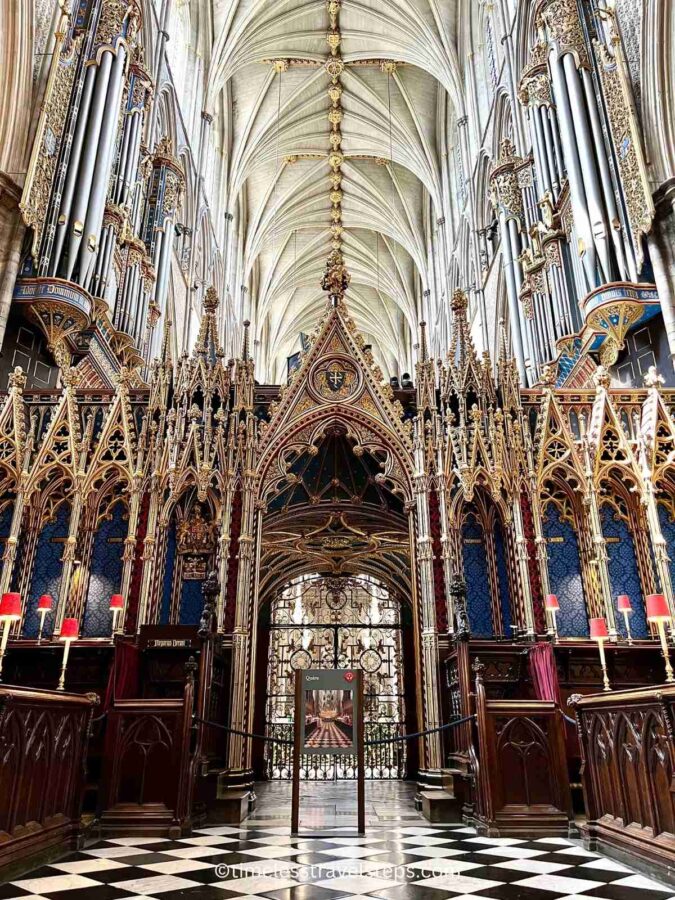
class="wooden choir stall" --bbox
[0,573,234,877]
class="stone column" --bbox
[217,477,234,632]
[119,483,142,614]
[647,184,675,371]
[136,484,162,629]
[580,436,617,637]
[0,180,24,348]
[225,420,257,787]
[412,416,443,780]
[639,377,675,617]
[511,495,536,637]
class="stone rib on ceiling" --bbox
[210,0,459,382]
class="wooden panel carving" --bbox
[572,686,675,874]
[0,685,97,877]
[474,672,572,836]
[99,672,194,836]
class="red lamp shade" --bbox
[0,592,21,621]
[647,594,671,622]
[37,594,53,612]
[109,594,124,610]
[617,595,632,612]
[590,617,609,640]
[59,618,79,640]
[545,594,559,611]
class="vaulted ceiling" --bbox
[209,0,461,382]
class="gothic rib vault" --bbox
[209,0,460,382]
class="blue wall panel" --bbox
[25,504,70,637]
[658,502,675,599]
[602,505,648,639]
[462,516,494,637]
[82,502,126,637]
[494,523,512,636]
[544,505,589,637]
[160,523,176,624]
[179,578,203,625]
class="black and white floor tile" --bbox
[2,784,673,900]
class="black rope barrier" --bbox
[364,714,475,746]
[194,713,476,747]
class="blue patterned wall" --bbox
[82,502,127,637]
[25,503,70,637]
[160,522,176,624]
[462,515,494,637]
[0,504,12,546]
[601,504,648,639]
[180,578,203,625]
[494,523,512,637]
[543,505,589,637]
[658,502,675,598]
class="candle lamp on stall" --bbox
[57,618,79,691]
[0,593,21,682]
[647,594,674,684]
[37,594,53,643]
[617,595,633,645]
[110,594,124,635]
[590,617,611,691]
[545,594,559,641]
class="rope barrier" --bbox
[365,715,475,745]
[560,711,577,726]
[194,714,476,747]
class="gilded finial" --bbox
[204,286,219,312]
[8,367,26,392]
[451,289,468,313]
[540,364,556,388]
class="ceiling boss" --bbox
[322,0,350,306]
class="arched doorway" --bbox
[226,301,443,790]
[263,573,408,780]
[251,422,420,782]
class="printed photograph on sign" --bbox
[304,688,354,750]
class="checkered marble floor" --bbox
[2,784,673,900]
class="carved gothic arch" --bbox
[259,409,414,507]
[256,301,415,505]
